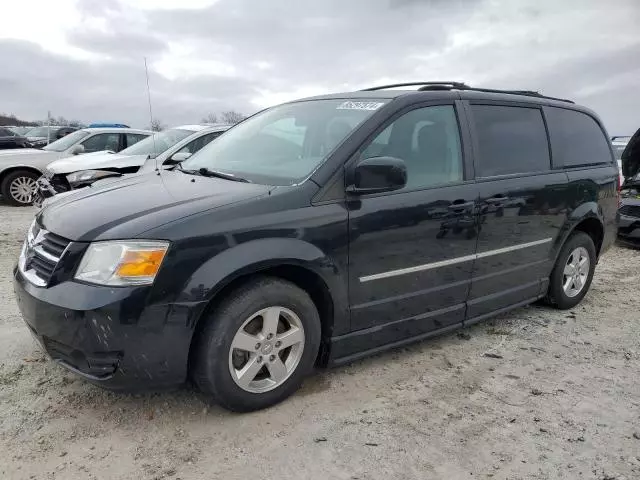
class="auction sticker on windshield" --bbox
[336,101,385,110]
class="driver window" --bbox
[177,132,222,155]
[359,105,463,190]
[81,133,121,153]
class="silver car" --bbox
[0,127,151,205]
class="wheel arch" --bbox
[185,238,348,368]
[572,217,604,256]
[0,165,43,185]
[565,201,605,254]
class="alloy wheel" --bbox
[228,306,305,393]
[9,176,37,205]
[562,246,590,298]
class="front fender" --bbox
[181,237,349,335]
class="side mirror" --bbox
[165,151,192,165]
[70,144,85,155]
[347,156,407,195]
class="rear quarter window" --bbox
[544,106,612,168]
[470,105,550,177]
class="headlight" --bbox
[75,240,169,286]
[66,170,122,186]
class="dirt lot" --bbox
[1,204,639,480]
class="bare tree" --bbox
[220,110,247,124]
[52,116,69,126]
[150,119,166,132]
[200,113,218,124]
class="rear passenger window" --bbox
[544,107,612,167]
[126,133,148,148]
[471,105,550,177]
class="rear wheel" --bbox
[545,231,596,309]
[1,170,38,206]
[192,277,321,412]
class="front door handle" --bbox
[485,196,506,204]
[448,201,475,211]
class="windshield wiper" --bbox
[177,164,250,183]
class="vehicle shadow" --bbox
[6,302,552,422]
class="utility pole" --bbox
[46,110,51,145]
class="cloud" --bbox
[0,0,638,133]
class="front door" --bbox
[346,102,478,352]
[464,103,569,320]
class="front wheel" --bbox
[1,170,39,206]
[545,231,597,309]
[192,277,321,412]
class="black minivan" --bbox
[14,82,618,411]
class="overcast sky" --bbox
[1,0,639,133]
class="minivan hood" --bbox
[621,127,640,181]
[39,169,272,241]
[47,152,148,174]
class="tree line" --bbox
[0,113,84,128]
[150,110,248,131]
[1,109,249,132]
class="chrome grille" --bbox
[619,204,640,218]
[19,225,70,287]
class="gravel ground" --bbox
[1,204,639,480]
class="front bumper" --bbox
[13,267,206,390]
[617,212,640,246]
[34,173,74,207]
[33,177,57,207]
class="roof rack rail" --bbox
[361,81,470,91]
[360,82,574,104]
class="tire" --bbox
[1,170,39,206]
[192,277,321,412]
[545,231,596,309]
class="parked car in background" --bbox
[14,82,617,412]
[7,126,34,136]
[25,126,78,148]
[35,124,231,203]
[612,135,631,185]
[617,128,640,245]
[87,123,130,128]
[0,127,31,149]
[0,127,151,205]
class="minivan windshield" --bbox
[119,128,194,158]
[181,99,388,185]
[42,130,90,152]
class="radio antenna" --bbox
[144,57,159,172]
